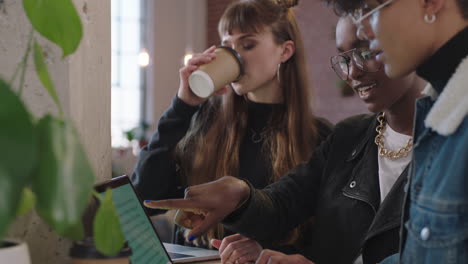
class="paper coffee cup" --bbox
[189,46,244,98]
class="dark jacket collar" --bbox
[365,165,408,241]
[417,26,468,94]
[346,114,378,162]
[343,113,408,236]
[343,114,381,212]
[341,114,409,263]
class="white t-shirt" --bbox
[377,124,413,202]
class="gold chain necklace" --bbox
[375,113,413,160]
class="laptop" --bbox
[95,175,220,264]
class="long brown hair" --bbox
[175,0,317,242]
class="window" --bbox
[111,0,147,147]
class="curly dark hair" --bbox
[458,0,468,18]
[323,0,468,18]
[322,0,365,15]
[277,0,300,9]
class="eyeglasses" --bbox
[330,47,382,81]
[350,0,394,25]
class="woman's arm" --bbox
[223,136,332,241]
[144,132,335,238]
[131,96,199,213]
[132,46,226,214]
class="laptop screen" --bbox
[96,176,171,264]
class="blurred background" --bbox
[111,0,368,177]
[0,0,371,260]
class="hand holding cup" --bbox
[188,46,244,99]
[178,46,229,106]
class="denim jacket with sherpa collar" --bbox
[383,55,468,264]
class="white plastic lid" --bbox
[188,70,215,98]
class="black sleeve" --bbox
[223,132,335,242]
[314,116,334,145]
[131,96,199,214]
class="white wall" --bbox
[145,0,207,129]
[0,0,111,262]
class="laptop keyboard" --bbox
[168,252,194,259]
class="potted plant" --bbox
[124,121,150,148]
[0,0,125,262]
[124,121,151,156]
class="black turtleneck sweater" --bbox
[239,101,287,187]
[417,26,468,93]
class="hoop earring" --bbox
[277,63,282,83]
[424,14,436,24]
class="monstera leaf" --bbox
[33,41,63,115]
[0,0,125,256]
[32,115,94,240]
[94,189,125,256]
[23,0,83,57]
[0,80,37,239]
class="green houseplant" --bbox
[124,121,150,148]
[0,0,125,261]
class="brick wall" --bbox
[206,0,368,123]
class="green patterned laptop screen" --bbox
[111,183,171,264]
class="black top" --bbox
[224,114,408,264]
[417,26,468,93]
[240,101,282,188]
[132,96,333,247]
